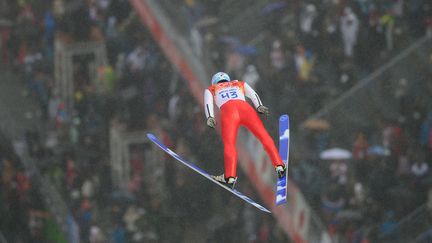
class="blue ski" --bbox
[147,133,271,213]
[276,114,289,205]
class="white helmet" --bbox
[211,72,230,85]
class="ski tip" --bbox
[262,208,272,213]
[279,114,289,121]
[147,133,156,140]
[255,205,271,213]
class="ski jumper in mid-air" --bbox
[204,72,286,188]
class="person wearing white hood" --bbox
[340,7,359,58]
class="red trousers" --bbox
[220,100,284,178]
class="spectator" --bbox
[293,44,315,82]
[340,7,359,58]
[89,224,105,243]
[126,44,147,73]
[410,160,429,178]
[242,64,260,89]
[419,111,432,162]
[270,39,286,72]
[42,7,55,59]
[298,3,319,49]
[352,132,369,161]
[111,222,126,243]
[329,159,348,185]
[380,8,396,51]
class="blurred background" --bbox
[0,0,432,242]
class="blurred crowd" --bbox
[172,0,432,242]
[294,119,432,242]
[1,0,432,243]
[0,142,35,243]
[0,132,67,243]
[179,0,432,124]
[1,0,288,242]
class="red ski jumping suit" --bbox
[204,80,284,179]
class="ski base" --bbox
[276,114,289,205]
[147,133,271,213]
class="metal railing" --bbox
[0,70,79,242]
[0,231,7,243]
[14,142,80,243]
[305,34,432,121]
[376,204,432,243]
[0,99,18,140]
[301,34,432,146]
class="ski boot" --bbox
[275,165,287,179]
[212,174,237,189]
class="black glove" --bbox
[207,117,216,128]
[257,105,269,116]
